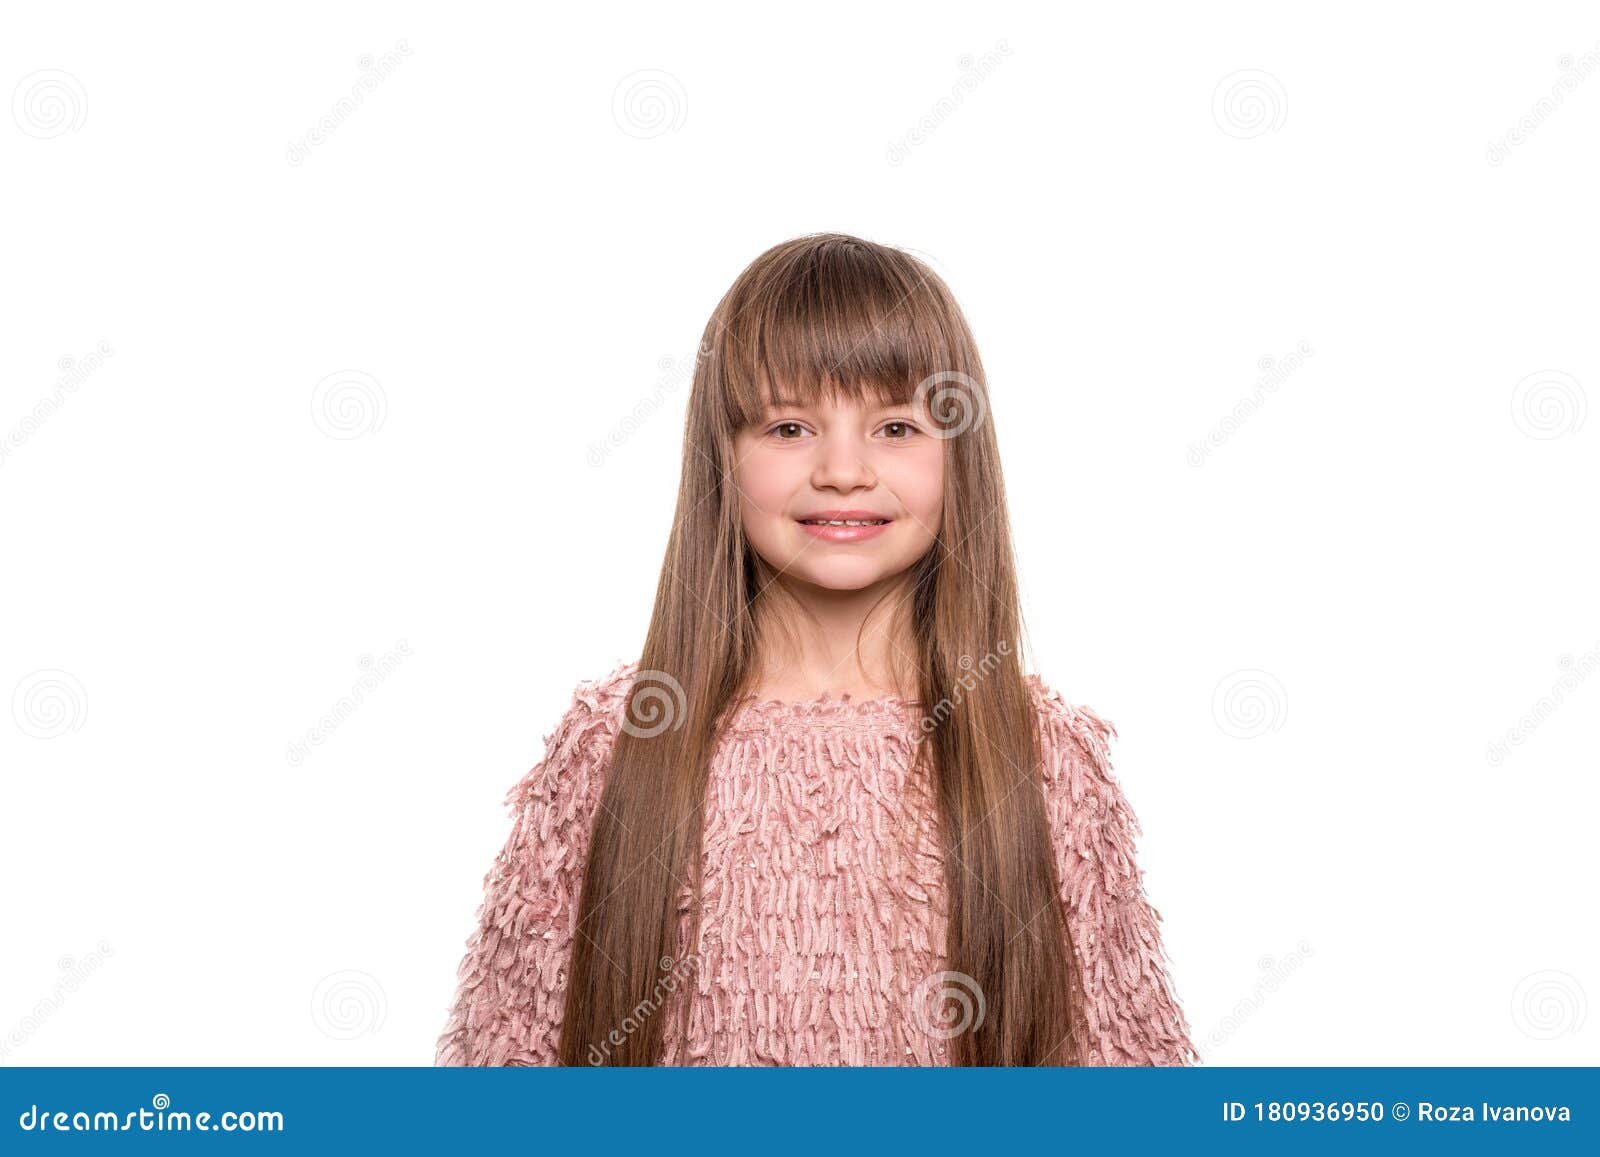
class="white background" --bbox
[2,2,1596,1066]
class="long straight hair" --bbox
[558,232,1078,1065]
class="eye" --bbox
[878,420,919,440]
[767,421,809,440]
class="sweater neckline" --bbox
[722,686,924,728]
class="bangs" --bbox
[711,236,967,430]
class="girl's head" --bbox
[716,235,965,600]
[676,233,1018,676]
[563,233,1077,1066]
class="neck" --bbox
[750,572,920,700]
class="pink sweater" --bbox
[434,661,1197,1066]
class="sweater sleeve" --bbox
[432,679,618,1066]
[1035,688,1199,1066]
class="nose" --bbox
[809,429,876,493]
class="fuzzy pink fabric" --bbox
[434,660,1197,1067]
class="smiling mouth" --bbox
[794,516,894,542]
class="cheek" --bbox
[733,445,795,526]
[889,449,944,531]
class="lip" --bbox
[794,509,894,543]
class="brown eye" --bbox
[770,421,806,439]
[880,421,915,440]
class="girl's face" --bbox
[732,389,944,591]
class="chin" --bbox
[789,563,897,592]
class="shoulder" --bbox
[1023,673,1145,895]
[567,657,644,724]
[1023,673,1119,793]
[502,658,641,813]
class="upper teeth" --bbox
[805,519,885,526]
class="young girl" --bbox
[434,232,1197,1067]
